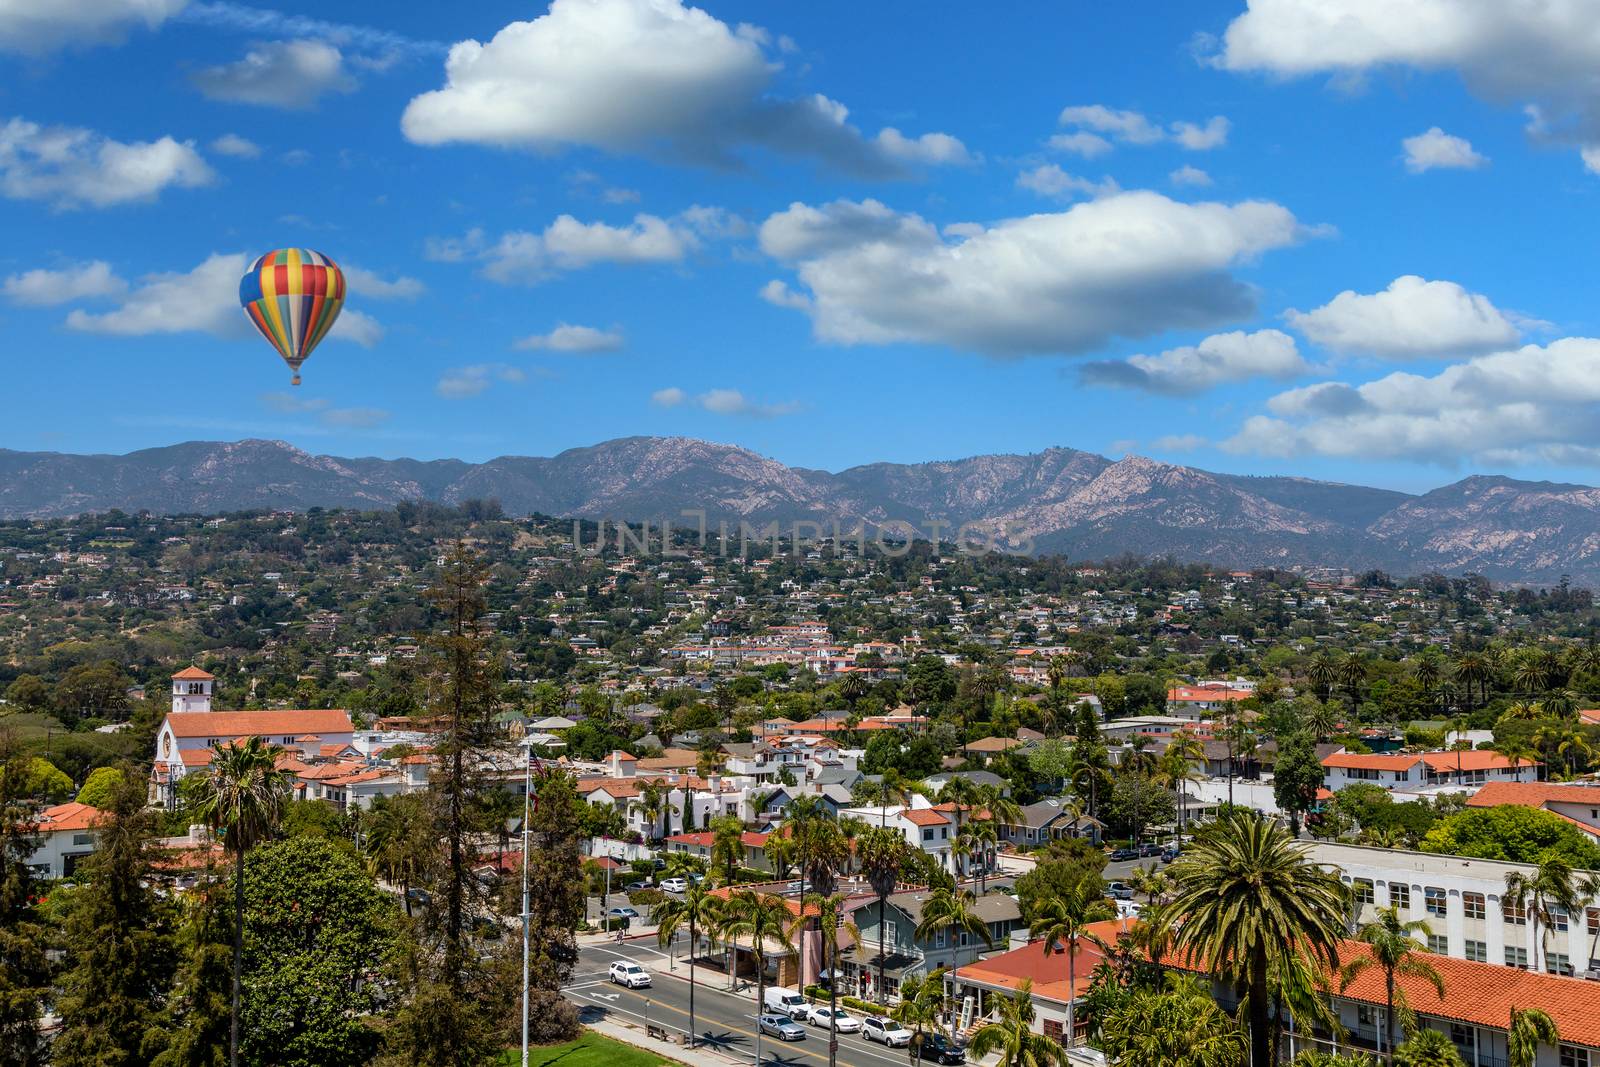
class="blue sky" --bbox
[3,0,1600,492]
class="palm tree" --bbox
[1309,653,1340,704]
[839,671,870,709]
[1168,812,1348,1067]
[1557,729,1593,778]
[1452,653,1490,710]
[1338,908,1446,1059]
[708,814,744,885]
[1157,729,1206,836]
[189,736,293,1067]
[655,882,723,1048]
[1507,1007,1559,1067]
[1098,972,1248,1067]
[967,821,999,892]
[892,968,947,1067]
[937,777,982,878]
[717,889,795,1067]
[1511,648,1552,696]
[631,780,677,841]
[1029,879,1113,1047]
[916,886,993,953]
[1128,863,1168,906]
[1305,703,1341,745]
[856,825,909,1003]
[1338,656,1367,711]
[1392,1028,1464,1067]
[763,828,797,881]
[364,793,433,917]
[967,980,1067,1067]
[793,893,861,1067]
[1492,737,1538,782]
[976,783,1024,857]
[1504,858,1585,973]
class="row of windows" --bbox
[1353,878,1600,930]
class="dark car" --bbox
[1161,845,1181,862]
[1108,847,1138,861]
[1138,843,1162,858]
[918,1033,965,1065]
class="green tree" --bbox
[709,814,745,885]
[655,881,723,1048]
[1337,908,1446,1059]
[2,675,49,714]
[73,765,126,809]
[23,757,72,803]
[1028,879,1113,1047]
[1273,730,1325,836]
[522,768,585,1043]
[1392,1029,1464,1067]
[856,824,909,1002]
[1098,973,1247,1067]
[716,890,794,1067]
[1168,812,1348,1067]
[967,980,1067,1067]
[363,793,435,918]
[188,736,293,1067]
[1503,858,1586,973]
[1421,806,1600,867]
[150,867,232,1067]
[238,838,397,1066]
[53,768,176,1066]
[1507,1007,1559,1067]
[892,968,946,1067]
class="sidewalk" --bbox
[584,1016,738,1067]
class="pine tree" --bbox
[54,767,177,1066]
[0,736,52,1066]
[523,768,584,1042]
[149,866,233,1067]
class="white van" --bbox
[763,987,808,1018]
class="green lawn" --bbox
[502,1029,681,1067]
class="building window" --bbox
[71,833,94,846]
[1561,1046,1591,1067]
[1427,934,1449,954]
[1553,908,1571,932]
[1504,899,1528,925]
[1353,879,1375,905]
[1357,1005,1377,1027]
[1463,892,1486,920]
[1464,940,1488,963]
[934,930,946,949]
[1506,946,1529,969]
[1424,887,1447,917]
[1548,953,1574,976]
[923,829,934,842]
[1588,907,1600,936]
[1390,883,1410,909]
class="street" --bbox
[566,935,926,1067]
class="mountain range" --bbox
[2,436,1598,584]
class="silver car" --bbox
[863,1016,912,1047]
[759,1014,807,1041]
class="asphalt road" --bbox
[567,934,928,1067]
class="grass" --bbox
[501,1029,681,1067]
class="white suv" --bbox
[609,961,652,988]
[863,1016,912,1047]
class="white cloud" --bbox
[259,392,389,428]
[318,406,390,428]
[0,116,213,209]
[2,261,126,306]
[1152,433,1207,452]
[174,1,443,60]
[515,323,625,353]
[1080,329,1308,394]
[433,209,727,285]
[62,251,379,348]
[400,0,966,177]
[1402,126,1488,173]
[209,133,261,158]
[1225,337,1600,464]
[1015,164,1119,200]
[1170,164,1214,187]
[1286,275,1519,359]
[758,191,1310,356]
[436,363,526,398]
[191,39,354,109]
[1053,105,1230,153]
[0,0,185,54]
[651,386,798,417]
[342,265,424,300]
[1213,1,1600,167]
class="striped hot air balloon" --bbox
[239,248,345,385]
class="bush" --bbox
[628,888,665,906]
[1421,805,1600,867]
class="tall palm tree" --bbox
[1393,1029,1463,1067]
[967,980,1067,1067]
[1452,653,1489,710]
[793,893,861,1067]
[1507,1007,1559,1067]
[1029,879,1113,1047]
[1558,729,1593,778]
[937,777,981,878]
[1309,653,1340,704]
[189,736,293,1067]
[976,783,1024,857]
[892,968,947,1067]
[839,671,870,709]
[1504,858,1584,973]
[717,889,795,1067]
[1338,656,1367,711]
[1168,812,1348,1067]
[709,814,745,885]
[1305,703,1341,745]
[631,780,677,841]
[1098,972,1247,1067]
[762,828,797,881]
[655,882,723,1048]
[1511,648,1552,697]
[1337,907,1446,1060]
[1157,729,1206,836]
[1492,737,1538,782]
[785,794,828,987]
[915,885,993,1038]
[1128,863,1168,906]
[856,825,909,1003]
[364,793,434,917]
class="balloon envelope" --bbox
[239,248,345,385]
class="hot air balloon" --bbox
[239,248,345,385]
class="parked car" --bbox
[607,906,641,919]
[608,961,651,988]
[1107,847,1138,861]
[1137,843,1162,858]
[1160,845,1181,862]
[759,1014,807,1041]
[659,877,689,893]
[918,1033,965,1064]
[863,1016,912,1047]
[1106,882,1134,900]
[805,1006,862,1033]
[763,987,808,1018]
[625,880,652,891]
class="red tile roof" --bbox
[1419,750,1535,773]
[1321,752,1421,771]
[165,709,352,739]
[38,802,106,833]
[171,666,215,681]
[665,830,770,849]
[902,808,951,827]
[1467,781,1600,809]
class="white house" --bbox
[28,802,104,879]
[1321,749,1537,794]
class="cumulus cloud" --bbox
[209,133,261,158]
[515,323,625,353]
[1285,275,1519,359]
[2,261,127,306]
[191,39,354,109]
[1079,329,1308,394]
[400,0,966,178]
[1402,127,1488,172]
[1212,1,1600,167]
[1225,337,1600,464]
[0,0,185,54]
[652,386,799,417]
[1053,105,1230,153]
[0,116,213,209]
[1170,164,1214,187]
[342,265,424,299]
[1015,164,1119,200]
[61,251,379,347]
[758,191,1310,356]
[436,363,526,398]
